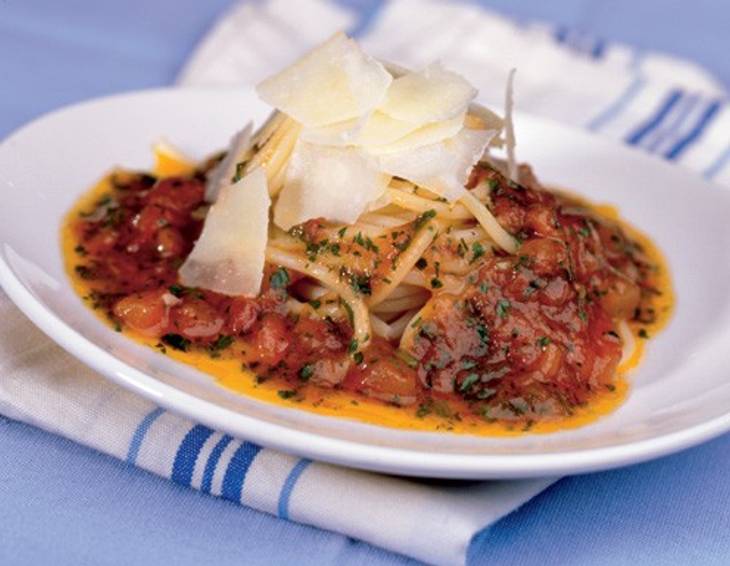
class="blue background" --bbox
[1,1,729,564]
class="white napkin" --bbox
[180,0,729,185]
[2,1,728,565]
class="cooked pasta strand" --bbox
[368,220,439,306]
[265,245,371,348]
[459,190,518,253]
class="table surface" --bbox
[1,1,729,564]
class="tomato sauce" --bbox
[62,156,672,435]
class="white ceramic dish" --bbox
[1,87,730,479]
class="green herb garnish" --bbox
[496,299,511,319]
[459,373,480,392]
[270,267,290,289]
[210,335,234,352]
[161,333,191,352]
[299,363,314,381]
[470,242,485,264]
[414,209,437,230]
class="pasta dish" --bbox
[63,33,672,434]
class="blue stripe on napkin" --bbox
[587,76,646,131]
[665,99,722,159]
[201,434,233,494]
[553,25,606,59]
[625,89,684,145]
[704,144,730,179]
[645,93,699,152]
[221,442,261,503]
[126,407,165,464]
[278,458,312,520]
[171,425,215,487]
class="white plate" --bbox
[1,87,730,479]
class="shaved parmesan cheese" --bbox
[274,140,390,230]
[205,123,253,202]
[377,128,496,202]
[301,110,450,149]
[504,68,517,182]
[256,32,392,128]
[467,102,504,130]
[381,60,409,78]
[356,111,421,146]
[366,112,465,154]
[299,116,364,146]
[380,63,476,125]
[180,168,269,297]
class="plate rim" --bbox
[2,86,730,479]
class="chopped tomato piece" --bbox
[113,289,169,337]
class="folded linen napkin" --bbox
[1,1,729,565]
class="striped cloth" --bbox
[1,1,728,565]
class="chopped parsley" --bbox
[277,389,297,400]
[210,334,234,352]
[232,161,247,183]
[415,257,428,270]
[638,328,649,339]
[415,403,431,418]
[414,209,437,230]
[515,255,530,269]
[270,267,290,289]
[524,279,542,296]
[496,299,511,319]
[470,242,486,264]
[353,232,379,253]
[74,265,93,280]
[430,277,443,289]
[308,299,321,310]
[341,300,354,324]
[161,333,191,352]
[537,336,551,348]
[459,373,480,393]
[168,284,184,297]
[298,363,314,381]
[475,322,489,347]
[350,273,372,295]
[462,359,478,370]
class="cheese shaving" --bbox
[504,68,517,182]
[205,123,253,202]
[180,168,270,296]
[380,62,477,125]
[273,140,390,230]
[366,112,465,155]
[256,32,391,128]
[377,128,496,202]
